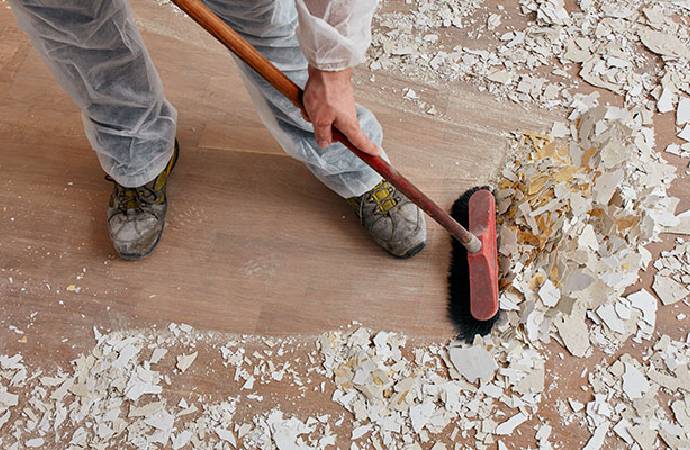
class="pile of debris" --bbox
[371,0,690,115]
[0,325,341,450]
[2,319,686,448]
[494,99,679,356]
[0,322,548,449]
[581,335,690,449]
[652,238,690,310]
[318,327,547,449]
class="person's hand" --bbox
[303,66,381,156]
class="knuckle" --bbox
[314,118,333,127]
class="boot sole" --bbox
[394,241,426,259]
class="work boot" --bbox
[106,141,179,260]
[348,180,427,258]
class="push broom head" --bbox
[448,187,499,341]
[467,189,499,321]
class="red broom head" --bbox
[467,189,499,321]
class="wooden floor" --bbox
[2,2,690,449]
[0,0,561,361]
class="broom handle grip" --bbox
[171,0,481,252]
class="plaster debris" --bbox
[0,328,350,449]
[496,100,678,356]
[25,438,45,448]
[0,317,687,449]
[665,143,688,157]
[0,390,19,407]
[538,279,561,307]
[678,97,690,126]
[404,88,418,100]
[580,336,690,449]
[651,239,690,308]
[658,87,676,113]
[176,351,198,373]
[653,274,689,306]
[369,0,690,114]
[487,13,501,30]
[495,412,528,435]
[622,358,649,399]
[628,289,658,341]
[449,343,498,382]
[556,304,591,357]
[596,304,625,334]
[639,28,690,60]
[583,422,608,450]
[150,348,167,364]
[317,326,544,447]
[550,122,570,138]
[679,125,690,143]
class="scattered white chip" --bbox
[216,428,237,445]
[658,87,675,113]
[150,348,167,364]
[495,412,528,435]
[583,422,609,450]
[449,344,498,383]
[578,224,599,252]
[622,360,649,399]
[678,125,690,143]
[538,279,561,307]
[404,88,418,100]
[596,304,626,334]
[172,430,192,449]
[242,376,255,390]
[0,391,19,407]
[627,289,657,325]
[639,28,690,59]
[666,143,682,155]
[176,352,198,373]
[652,274,689,305]
[487,70,513,84]
[487,14,502,29]
[677,97,690,125]
[26,438,45,448]
[551,122,570,138]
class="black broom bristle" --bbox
[448,186,500,343]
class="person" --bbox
[10,0,426,260]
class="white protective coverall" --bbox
[10,0,387,198]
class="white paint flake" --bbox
[495,412,528,435]
[176,351,198,373]
[449,344,498,383]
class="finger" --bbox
[314,123,333,148]
[337,120,380,156]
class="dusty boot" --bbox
[106,141,179,260]
[348,180,427,258]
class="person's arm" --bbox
[296,0,380,155]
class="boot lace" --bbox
[367,180,398,215]
[105,175,161,214]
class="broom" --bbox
[170,0,500,331]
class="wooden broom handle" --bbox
[171,0,481,252]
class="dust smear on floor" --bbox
[2,0,690,448]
